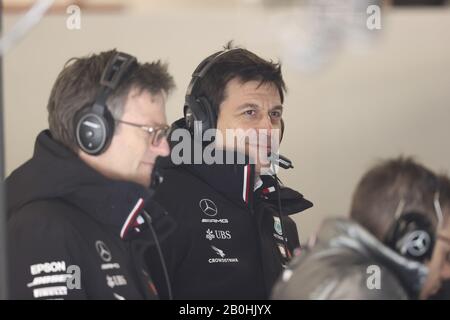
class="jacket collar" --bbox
[163,118,313,215]
[256,174,313,215]
[183,149,257,210]
[7,130,174,242]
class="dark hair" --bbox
[47,49,175,152]
[350,157,439,240]
[192,41,286,113]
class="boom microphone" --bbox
[269,153,294,170]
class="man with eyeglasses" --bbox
[6,50,175,299]
[272,157,450,300]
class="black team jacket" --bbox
[148,119,313,299]
[6,130,174,300]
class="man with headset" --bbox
[6,50,175,299]
[272,157,450,300]
[150,43,313,299]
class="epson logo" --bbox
[31,261,66,276]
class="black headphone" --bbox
[385,210,435,263]
[75,52,137,155]
[184,48,242,135]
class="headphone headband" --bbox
[186,48,242,98]
[184,48,245,134]
[95,52,137,110]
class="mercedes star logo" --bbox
[199,199,218,217]
[403,230,431,257]
[95,240,112,262]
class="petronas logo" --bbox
[273,217,283,236]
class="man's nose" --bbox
[153,137,170,157]
[259,115,273,132]
[257,115,273,137]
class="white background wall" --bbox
[4,6,450,242]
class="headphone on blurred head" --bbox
[384,193,443,262]
[75,52,137,155]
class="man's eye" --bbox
[270,111,282,118]
[244,110,256,116]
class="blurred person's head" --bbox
[350,157,439,242]
[185,42,286,174]
[47,49,175,187]
[349,157,450,299]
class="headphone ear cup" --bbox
[102,108,115,148]
[389,212,435,262]
[75,107,115,155]
[184,97,196,133]
[184,96,216,135]
[197,96,216,132]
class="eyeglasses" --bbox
[115,119,170,146]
